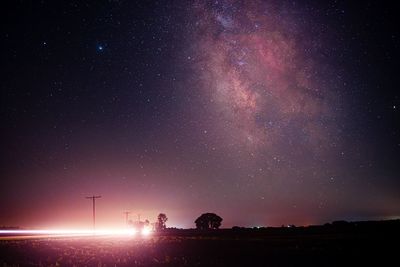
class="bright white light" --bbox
[128,228,138,236]
[0,228,139,237]
[141,227,151,236]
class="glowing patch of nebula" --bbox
[189,0,341,154]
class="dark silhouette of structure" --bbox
[123,211,131,226]
[156,213,168,231]
[85,195,101,230]
[195,213,223,230]
[127,214,151,231]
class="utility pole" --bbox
[86,195,101,230]
[123,211,131,226]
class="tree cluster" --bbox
[155,212,223,231]
[195,213,223,230]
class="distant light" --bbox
[97,45,104,51]
[129,228,138,236]
[141,228,151,236]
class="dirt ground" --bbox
[0,224,398,267]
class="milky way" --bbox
[161,0,353,226]
[187,0,342,163]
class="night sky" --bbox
[1,0,399,229]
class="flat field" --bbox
[0,222,398,266]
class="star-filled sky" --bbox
[1,0,399,229]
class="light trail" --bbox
[0,228,152,237]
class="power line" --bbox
[85,195,101,230]
[123,211,131,226]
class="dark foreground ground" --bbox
[0,220,399,266]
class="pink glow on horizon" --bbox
[0,227,152,237]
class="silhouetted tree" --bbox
[195,213,223,230]
[157,213,168,231]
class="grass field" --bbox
[0,221,398,266]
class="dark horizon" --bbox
[2,218,400,231]
[1,0,399,229]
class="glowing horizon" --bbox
[0,227,153,237]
